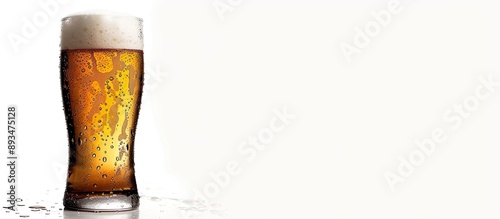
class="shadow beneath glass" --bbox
[63,209,139,219]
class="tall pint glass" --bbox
[60,12,144,211]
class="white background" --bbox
[1,0,500,218]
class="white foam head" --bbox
[61,11,143,50]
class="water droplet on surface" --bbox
[92,153,96,158]
[102,174,107,179]
[110,145,114,149]
[29,205,46,210]
[92,137,96,141]
[78,138,83,146]
[103,157,107,162]
[109,76,114,81]
[93,184,97,188]
[84,125,87,130]
[97,146,100,151]
[96,166,101,170]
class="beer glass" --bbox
[60,12,143,211]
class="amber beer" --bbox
[60,13,143,211]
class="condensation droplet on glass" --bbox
[84,125,87,130]
[92,153,96,158]
[78,138,82,146]
[102,174,107,179]
[93,184,97,188]
[103,157,107,162]
[97,146,100,151]
[96,166,101,170]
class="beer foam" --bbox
[61,11,143,50]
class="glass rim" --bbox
[61,11,143,22]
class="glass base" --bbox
[63,191,139,212]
